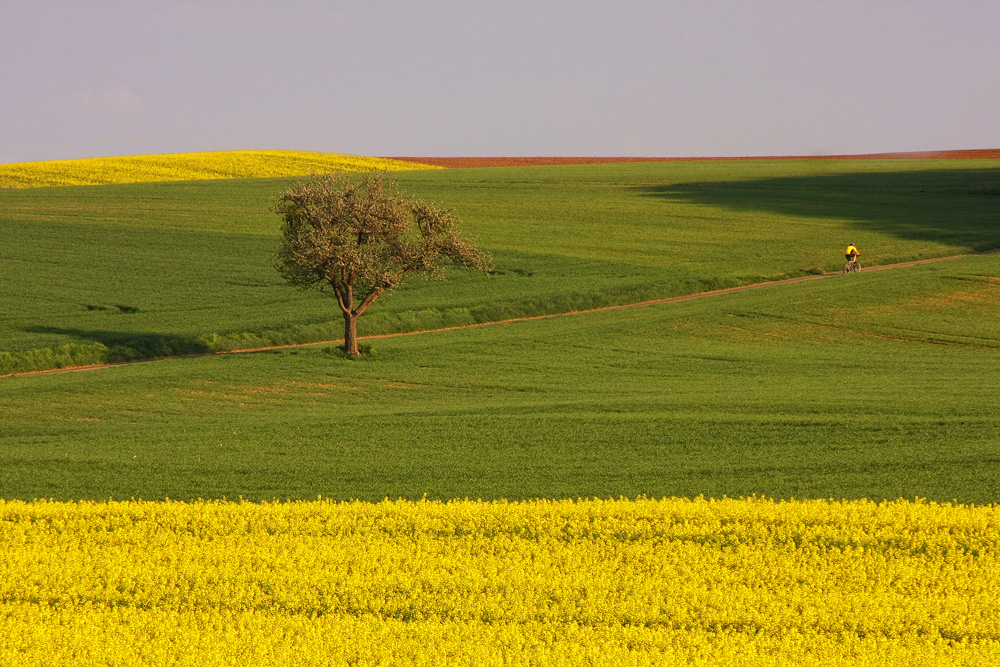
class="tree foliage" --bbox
[275,173,492,356]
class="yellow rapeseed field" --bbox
[0,150,441,188]
[1,496,998,666]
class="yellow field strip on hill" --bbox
[1,496,997,666]
[0,150,441,188]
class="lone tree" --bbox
[274,172,492,356]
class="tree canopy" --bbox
[275,172,492,356]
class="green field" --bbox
[3,159,998,373]
[2,158,999,504]
[2,252,998,504]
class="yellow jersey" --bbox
[845,245,859,256]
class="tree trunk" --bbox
[343,313,360,357]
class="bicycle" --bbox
[843,259,861,274]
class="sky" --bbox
[2,0,998,163]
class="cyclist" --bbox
[845,243,861,268]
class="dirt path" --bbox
[8,250,997,378]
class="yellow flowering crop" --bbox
[0,150,441,188]
[1,496,997,666]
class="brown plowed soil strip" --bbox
[8,250,997,378]
[390,149,1000,169]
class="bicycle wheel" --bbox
[843,262,852,274]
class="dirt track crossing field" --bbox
[12,249,996,378]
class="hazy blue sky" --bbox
[2,0,998,163]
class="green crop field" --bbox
[1,156,999,504]
[2,251,998,504]
[2,158,999,374]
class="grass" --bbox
[2,252,998,504]
[2,158,999,374]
